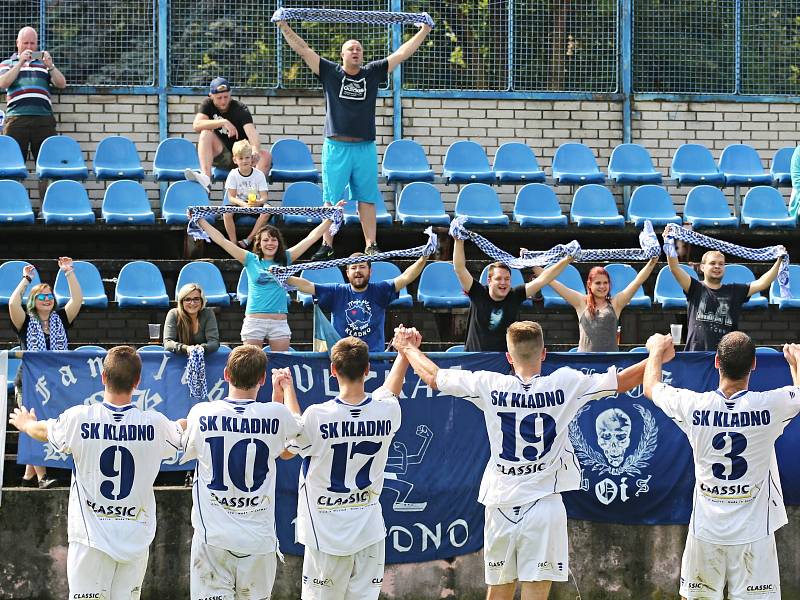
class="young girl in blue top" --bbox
[197,208,341,349]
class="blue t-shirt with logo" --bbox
[317,57,388,140]
[315,280,398,352]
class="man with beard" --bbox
[286,254,427,352]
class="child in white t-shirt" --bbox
[223,139,270,247]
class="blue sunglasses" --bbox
[35,293,55,301]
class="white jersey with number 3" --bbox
[436,366,618,507]
[651,383,800,544]
[46,402,183,562]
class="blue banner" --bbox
[19,350,800,564]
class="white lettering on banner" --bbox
[43,441,68,463]
[389,519,470,553]
[206,379,226,402]
[448,519,469,547]
[292,364,314,393]
[59,365,77,387]
[152,354,170,381]
[36,376,50,405]
[181,365,189,386]
[410,377,433,398]
[83,391,104,405]
[132,389,163,411]
[86,357,104,379]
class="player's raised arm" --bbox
[643,333,675,398]
[9,406,48,442]
[393,326,439,389]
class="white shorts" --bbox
[484,494,569,585]
[241,316,291,343]
[301,540,385,600]
[680,532,781,600]
[67,541,148,600]
[190,533,278,600]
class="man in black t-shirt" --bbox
[666,248,785,351]
[184,77,271,192]
[453,237,574,352]
[277,20,431,258]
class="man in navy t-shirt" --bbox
[277,18,431,259]
[287,254,428,352]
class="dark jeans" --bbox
[4,114,57,161]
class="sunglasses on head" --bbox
[35,293,55,301]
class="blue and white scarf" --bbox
[186,345,207,400]
[186,206,344,242]
[26,312,69,351]
[272,7,435,28]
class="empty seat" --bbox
[236,269,249,304]
[6,346,21,392]
[454,183,509,226]
[40,180,96,224]
[629,347,648,353]
[0,180,35,224]
[153,138,200,181]
[115,261,170,308]
[721,264,767,310]
[269,139,319,183]
[718,144,772,186]
[605,263,652,309]
[297,267,345,307]
[54,260,108,308]
[608,143,662,185]
[342,191,393,226]
[93,136,145,180]
[479,265,532,307]
[176,262,231,307]
[217,344,233,355]
[654,265,698,309]
[101,180,155,225]
[382,139,434,182]
[512,183,567,228]
[0,261,41,306]
[569,184,624,227]
[162,181,211,225]
[626,185,681,228]
[445,344,465,353]
[370,261,413,308]
[395,182,450,226]
[740,186,795,229]
[541,264,586,308]
[36,135,89,180]
[75,345,107,353]
[492,143,546,184]
[551,143,605,185]
[0,135,28,178]
[770,265,800,309]
[212,167,230,182]
[756,346,780,354]
[416,262,470,309]
[671,144,725,186]
[442,141,494,184]
[683,186,738,228]
[138,345,165,353]
[281,182,324,225]
[771,147,794,187]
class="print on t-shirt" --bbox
[489,308,503,330]
[696,294,733,333]
[345,299,373,336]
[339,76,367,101]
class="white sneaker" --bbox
[184,169,211,192]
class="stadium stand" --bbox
[770,265,800,309]
[492,142,546,184]
[162,181,211,224]
[442,140,494,184]
[382,139,435,183]
[40,180,96,224]
[771,147,794,186]
[0,261,40,305]
[269,139,320,183]
[654,264,698,309]
[0,134,29,179]
[369,261,414,308]
[512,183,568,227]
[683,185,739,228]
[153,138,200,181]
[416,262,470,309]
[35,135,89,180]
[541,264,586,308]
[670,143,726,186]
[626,185,682,227]
[395,182,450,226]
[101,180,156,225]
[295,266,345,307]
[569,184,625,227]
[607,143,662,185]
[0,180,35,224]
[718,143,773,186]
[280,182,325,224]
[54,260,108,308]
[342,192,393,226]
[720,263,767,309]
[115,261,170,308]
[454,183,509,226]
[740,186,796,229]
[175,262,231,306]
[551,142,605,185]
[605,263,652,309]
[93,136,146,180]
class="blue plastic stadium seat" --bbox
[512,183,567,228]
[395,182,450,226]
[683,186,738,228]
[236,270,249,304]
[492,143,546,184]
[382,139,434,183]
[551,143,605,185]
[211,167,230,182]
[370,261,412,308]
[0,180,35,224]
[0,261,41,306]
[541,264,586,308]
[608,144,662,185]
[721,264,767,310]
[343,190,392,226]
[36,135,89,180]
[629,347,648,353]
[416,262,470,309]
[771,147,794,187]
[138,345,165,353]
[671,144,725,186]
[40,180,96,224]
[93,136,145,180]
[176,262,231,307]
[0,135,28,178]
[54,260,108,308]
[626,185,681,228]
[479,264,532,307]
[153,138,200,181]
[654,265,697,309]
[770,264,800,309]
[756,346,780,354]
[7,345,21,392]
[281,182,325,224]
[115,261,170,308]
[75,345,107,353]
[101,180,155,225]
[442,141,494,184]
[297,267,344,307]
[217,344,233,355]
[269,139,319,183]
[718,144,772,186]
[454,183,509,226]
[162,181,211,224]
[445,345,465,353]
[740,186,795,229]
[605,263,652,309]
[570,184,624,227]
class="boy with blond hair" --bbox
[223,139,270,247]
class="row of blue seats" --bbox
[447,345,784,354]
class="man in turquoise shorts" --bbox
[278,19,432,258]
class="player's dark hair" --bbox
[252,225,288,265]
[103,346,142,393]
[717,331,755,380]
[331,337,370,382]
[507,321,544,360]
[225,345,267,390]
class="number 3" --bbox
[711,431,748,481]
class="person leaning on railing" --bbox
[163,283,220,356]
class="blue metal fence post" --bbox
[391,0,402,142]
[277,0,284,89]
[39,0,46,47]
[620,0,632,145]
[734,0,741,95]
[157,0,168,141]
[507,0,514,91]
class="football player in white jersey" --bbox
[281,335,412,600]
[644,331,800,600]
[181,344,303,600]
[9,346,184,599]
[392,321,650,600]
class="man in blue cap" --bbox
[185,77,271,192]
